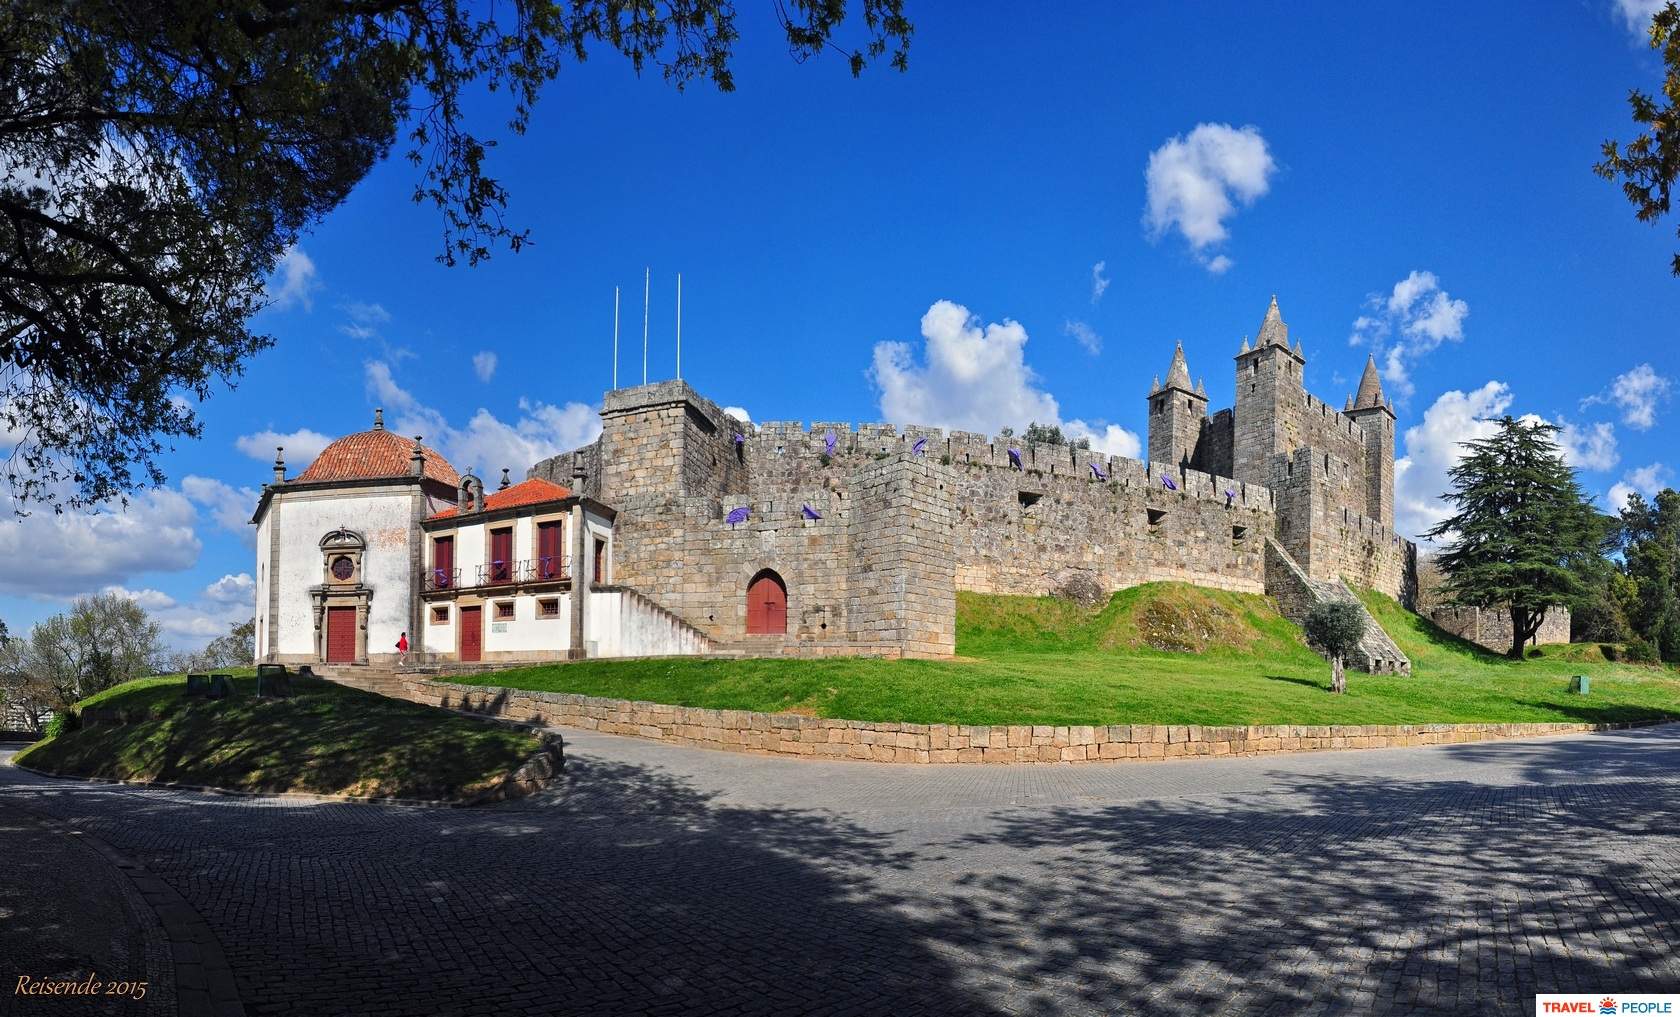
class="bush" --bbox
[1624,639,1661,665]
[1303,601,1366,658]
[43,709,79,739]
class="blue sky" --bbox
[4,0,1679,648]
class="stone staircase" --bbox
[1264,538,1411,675]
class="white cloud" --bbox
[1583,363,1671,431]
[0,489,201,597]
[1608,463,1670,512]
[1062,420,1142,459]
[103,586,178,611]
[180,476,260,547]
[234,428,335,471]
[870,301,1141,456]
[1064,319,1103,355]
[723,406,751,423]
[1394,381,1512,543]
[473,351,498,382]
[266,247,318,312]
[1349,270,1469,400]
[202,573,255,605]
[364,362,602,477]
[1143,123,1276,273]
[1551,419,1620,472]
[872,301,1060,435]
[1091,261,1110,304]
[338,301,390,339]
[1614,0,1667,33]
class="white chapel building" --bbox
[252,411,708,668]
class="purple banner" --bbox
[1161,474,1177,491]
[725,506,750,525]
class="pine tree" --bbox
[1426,417,1606,659]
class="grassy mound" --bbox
[14,671,541,801]
[450,583,1680,728]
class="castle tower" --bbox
[1147,341,1208,468]
[1344,354,1396,529]
[1231,296,1306,487]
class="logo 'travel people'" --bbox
[1602,1000,1618,1016]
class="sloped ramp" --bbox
[1264,538,1411,675]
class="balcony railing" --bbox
[472,556,570,588]
[424,567,460,593]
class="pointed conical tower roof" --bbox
[1354,354,1385,409]
[1164,341,1194,392]
[1256,296,1288,348]
[1239,335,1250,354]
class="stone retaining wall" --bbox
[401,678,1663,765]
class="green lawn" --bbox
[14,671,541,800]
[448,583,1680,728]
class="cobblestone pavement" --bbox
[0,797,175,1017]
[4,725,1679,1016]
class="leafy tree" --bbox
[1,0,911,511]
[1303,600,1365,695]
[1023,422,1091,450]
[1597,1,1680,275]
[168,617,256,672]
[1425,416,1606,659]
[15,592,163,708]
[1618,488,1680,660]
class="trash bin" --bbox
[1569,675,1589,695]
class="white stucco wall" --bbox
[484,593,570,655]
[254,512,272,660]
[424,603,457,656]
[270,489,417,659]
[585,590,707,657]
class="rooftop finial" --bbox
[273,447,286,484]
[499,468,511,491]
[409,436,425,476]
[1257,296,1288,348]
[374,407,384,430]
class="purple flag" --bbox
[824,433,837,456]
[911,437,927,457]
[1224,488,1237,500]
[801,504,822,520]
[1161,474,1177,491]
[734,433,745,444]
[725,506,750,525]
[1089,462,1108,481]
[1008,447,1023,469]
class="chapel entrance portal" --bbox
[326,606,357,663]
[746,571,787,635]
[460,605,483,662]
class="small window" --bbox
[1017,491,1042,508]
[1147,508,1167,528]
[538,598,559,619]
[494,601,515,620]
[330,556,354,581]
[1232,525,1247,542]
[431,606,449,624]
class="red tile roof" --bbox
[292,428,460,486]
[427,477,572,519]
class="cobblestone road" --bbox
[4,725,1679,1016]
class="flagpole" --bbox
[676,273,682,381]
[642,267,649,386]
[612,286,619,390]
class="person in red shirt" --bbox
[397,631,409,665]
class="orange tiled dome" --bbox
[293,427,459,486]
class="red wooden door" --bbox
[746,574,786,634]
[490,528,513,583]
[537,522,562,578]
[326,607,357,662]
[460,606,483,662]
[433,536,454,589]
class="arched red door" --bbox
[746,572,787,634]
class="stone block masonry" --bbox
[396,678,1664,765]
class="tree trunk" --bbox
[1331,654,1346,694]
[1508,605,1528,659]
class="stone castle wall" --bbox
[1428,605,1573,653]
[530,369,1420,659]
